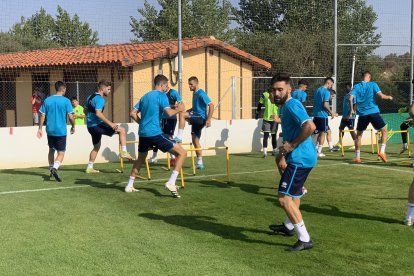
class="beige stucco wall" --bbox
[16,72,32,126]
[241,63,253,119]
[49,70,64,86]
[113,67,129,123]
[132,62,153,106]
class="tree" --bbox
[130,0,234,42]
[9,6,98,50]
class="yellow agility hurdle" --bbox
[375,130,411,158]
[179,146,231,187]
[340,128,374,157]
[166,142,196,176]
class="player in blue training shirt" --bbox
[148,87,182,166]
[348,71,393,163]
[313,77,338,158]
[84,80,133,173]
[291,79,309,106]
[174,76,214,169]
[126,75,187,198]
[37,81,75,182]
[267,73,317,252]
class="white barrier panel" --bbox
[0,117,374,169]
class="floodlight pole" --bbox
[178,0,183,96]
[333,0,338,113]
[410,0,414,103]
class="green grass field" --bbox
[1,144,414,275]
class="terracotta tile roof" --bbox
[0,36,271,70]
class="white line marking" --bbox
[0,163,344,196]
[350,164,414,174]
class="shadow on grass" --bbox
[73,178,125,192]
[3,168,53,182]
[139,213,289,247]
[196,179,275,197]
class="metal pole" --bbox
[76,81,79,100]
[178,0,183,96]
[410,0,414,103]
[231,76,237,119]
[333,0,338,113]
[351,51,356,88]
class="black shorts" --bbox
[188,111,206,139]
[161,119,177,136]
[278,164,312,198]
[138,134,176,153]
[87,123,116,145]
[313,117,330,133]
[356,113,386,131]
[47,135,67,152]
[339,118,355,130]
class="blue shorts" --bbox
[278,164,312,198]
[357,113,386,131]
[161,119,177,136]
[313,117,330,133]
[339,118,355,130]
[188,111,206,139]
[47,135,67,152]
[138,134,176,153]
[87,123,116,145]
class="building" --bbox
[0,36,271,127]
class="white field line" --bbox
[0,163,345,196]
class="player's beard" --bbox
[274,93,288,105]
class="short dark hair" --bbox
[298,79,309,86]
[270,73,291,86]
[324,77,334,84]
[345,82,352,89]
[98,80,112,90]
[55,81,66,92]
[188,76,199,83]
[71,97,78,101]
[362,71,372,79]
[154,74,169,86]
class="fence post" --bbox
[76,81,79,100]
[231,76,237,120]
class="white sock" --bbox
[315,142,319,148]
[152,151,158,159]
[127,176,135,188]
[407,203,414,219]
[294,220,310,242]
[197,156,203,165]
[355,150,361,159]
[177,129,184,139]
[284,217,294,230]
[121,145,127,152]
[403,143,408,149]
[87,162,94,169]
[263,148,267,155]
[53,161,61,170]
[317,145,322,154]
[170,154,176,160]
[380,144,386,153]
[168,170,179,184]
[328,141,333,149]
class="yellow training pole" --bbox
[371,129,374,154]
[190,143,196,176]
[180,168,184,188]
[119,144,124,172]
[226,147,230,183]
[167,152,171,170]
[340,130,345,157]
[408,131,412,158]
[145,159,151,180]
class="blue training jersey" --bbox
[343,92,356,119]
[313,87,330,118]
[162,89,182,120]
[351,81,381,116]
[85,93,106,127]
[292,89,307,103]
[39,95,73,136]
[280,98,317,168]
[192,89,212,119]
[134,90,171,137]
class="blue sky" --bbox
[0,0,411,55]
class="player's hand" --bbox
[276,154,287,175]
[70,126,75,135]
[389,96,393,101]
[279,142,294,156]
[37,129,43,139]
[331,113,338,119]
[176,102,185,112]
[110,123,118,131]
[206,119,211,128]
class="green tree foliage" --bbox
[130,0,234,42]
[8,6,98,51]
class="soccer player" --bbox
[126,75,187,197]
[255,90,280,157]
[31,88,43,126]
[334,83,357,149]
[84,80,133,173]
[405,178,414,226]
[313,77,338,157]
[291,79,309,106]
[71,97,85,125]
[268,73,317,251]
[174,76,214,169]
[37,81,75,182]
[399,103,414,154]
[348,71,393,163]
[148,87,182,166]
